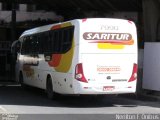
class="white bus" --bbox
[15,18,138,99]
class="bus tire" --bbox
[46,76,55,99]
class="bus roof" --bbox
[20,23,58,38]
[19,18,132,38]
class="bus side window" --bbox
[21,37,27,54]
[24,36,31,54]
[49,26,74,54]
[30,36,34,54]
[37,34,42,54]
[37,34,44,54]
[49,31,55,53]
[61,26,74,52]
[45,32,52,53]
[54,31,60,53]
[31,35,38,54]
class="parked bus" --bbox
[15,18,138,99]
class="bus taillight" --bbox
[128,63,138,82]
[75,63,88,83]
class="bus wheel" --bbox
[46,77,54,99]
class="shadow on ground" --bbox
[0,84,159,108]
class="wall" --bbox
[141,0,160,93]
[0,3,63,23]
[0,11,63,23]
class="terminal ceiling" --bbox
[0,0,142,19]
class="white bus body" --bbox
[16,18,138,97]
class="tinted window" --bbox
[21,26,74,55]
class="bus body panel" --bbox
[73,53,137,94]
[73,18,137,94]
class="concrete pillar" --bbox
[11,2,16,42]
[143,0,160,42]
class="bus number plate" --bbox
[103,86,115,91]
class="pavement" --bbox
[0,81,160,102]
[0,81,18,86]
[0,106,7,113]
[139,91,160,101]
[119,90,160,102]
